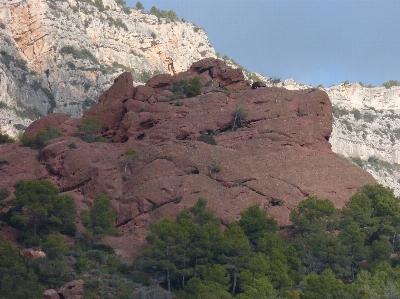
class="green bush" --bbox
[150,6,178,21]
[332,106,350,118]
[352,109,361,120]
[0,133,14,144]
[21,126,62,149]
[232,106,248,130]
[0,157,9,165]
[210,160,222,173]
[135,1,144,10]
[186,77,201,97]
[382,80,399,89]
[93,0,105,11]
[197,133,217,145]
[0,188,10,201]
[77,117,102,143]
[60,46,98,64]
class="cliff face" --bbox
[0,0,215,136]
[325,83,400,195]
[0,59,376,260]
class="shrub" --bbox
[382,80,399,89]
[135,1,144,10]
[150,6,178,21]
[269,76,281,84]
[186,77,201,97]
[210,160,222,173]
[197,133,217,145]
[93,0,105,11]
[21,126,62,149]
[123,150,139,172]
[352,109,361,120]
[0,188,10,201]
[0,157,9,165]
[332,106,349,118]
[77,117,102,143]
[232,106,248,130]
[60,46,98,64]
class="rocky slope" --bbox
[0,58,376,260]
[0,0,216,136]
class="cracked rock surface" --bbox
[0,58,376,260]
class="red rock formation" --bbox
[0,58,376,260]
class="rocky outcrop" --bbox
[43,289,60,299]
[20,248,46,260]
[0,59,376,260]
[0,0,216,136]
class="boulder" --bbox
[58,280,84,299]
[43,289,60,299]
[146,73,172,91]
[20,248,46,260]
[83,72,134,132]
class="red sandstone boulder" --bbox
[83,72,134,132]
[146,73,172,91]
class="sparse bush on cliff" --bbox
[0,50,28,71]
[332,106,350,118]
[136,1,144,10]
[77,117,102,143]
[352,108,362,120]
[93,0,105,11]
[168,77,201,100]
[150,6,178,21]
[269,76,281,84]
[21,126,62,149]
[232,106,248,130]
[197,132,217,145]
[115,0,125,6]
[106,16,128,31]
[0,188,10,201]
[123,149,139,172]
[0,133,14,144]
[382,80,399,89]
[60,46,98,64]
[186,77,202,97]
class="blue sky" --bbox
[126,0,400,87]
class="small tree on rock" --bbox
[135,1,144,10]
[123,149,139,172]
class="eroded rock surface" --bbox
[0,59,376,260]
